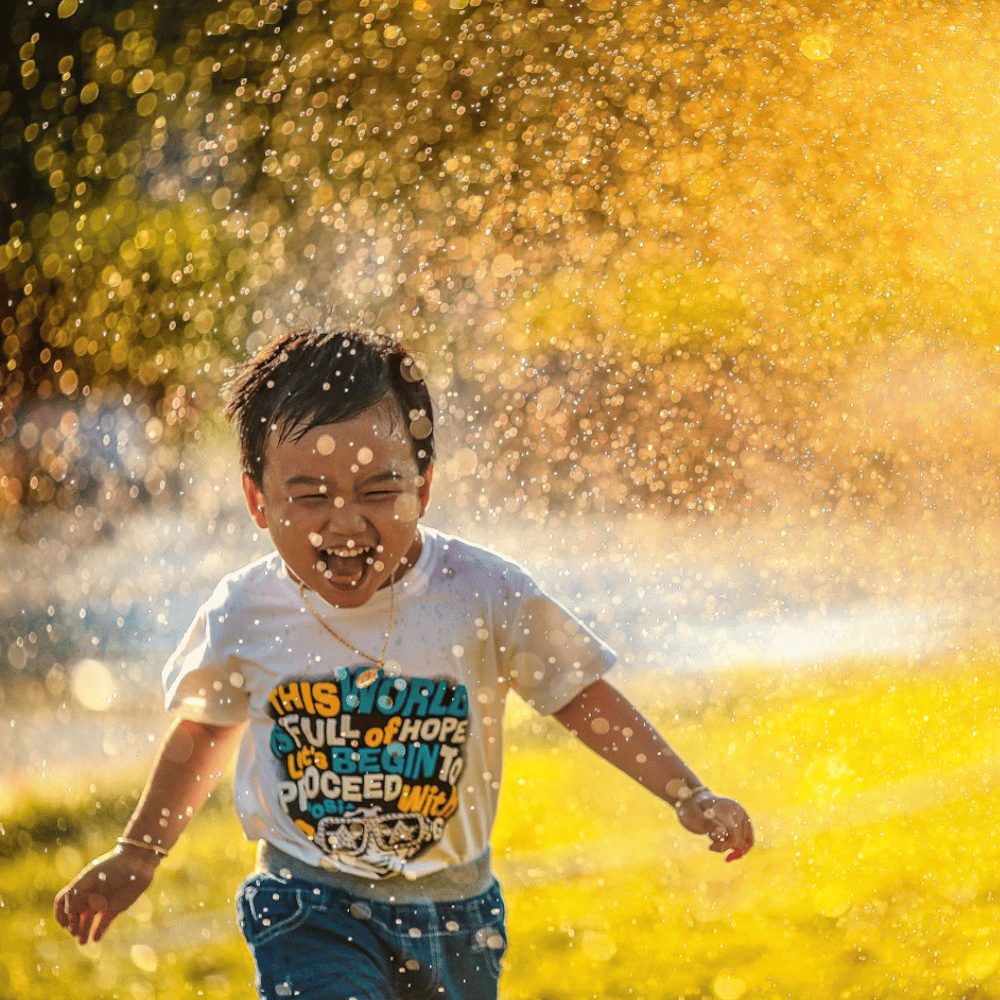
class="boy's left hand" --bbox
[675,789,754,862]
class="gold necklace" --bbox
[292,574,395,689]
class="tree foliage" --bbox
[2,0,999,523]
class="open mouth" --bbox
[312,540,385,585]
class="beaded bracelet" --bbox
[117,836,168,858]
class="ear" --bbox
[417,465,433,517]
[242,472,269,530]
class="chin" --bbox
[318,574,383,607]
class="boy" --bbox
[55,327,753,1000]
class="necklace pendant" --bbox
[356,665,382,689]
[296,578,394,688]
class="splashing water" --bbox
[1,0,998,526]
[0,0,997,798]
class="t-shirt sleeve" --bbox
[162,585,251,726]
[501,576,615,716]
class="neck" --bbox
[386,528,423,588]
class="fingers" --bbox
[77,906,97,945]
[53,889,69,928]
[703,801,754,862]
[708,822,753,861]
[724,837,753,863]
[707,825,732,852]
[92,908,117,943]
[54,886,84,941]
[66,892,93,944]
[54,883,114,945]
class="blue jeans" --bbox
[237,871,508,1000]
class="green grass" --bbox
[3,650,1000,999]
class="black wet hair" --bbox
[223,326,435,486]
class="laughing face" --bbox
[242,399,432,609]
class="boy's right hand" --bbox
[54,845,160,945]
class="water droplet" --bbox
[410,417,433,440]
[800,34,834,61]
[70,659,117,712]
[713,974,747,1000]
[580,931,616,961]
[129,943,158,973]
[667,780,694,801]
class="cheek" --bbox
[269,504,297,530]
[393,494,420,521]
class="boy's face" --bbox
[242,400,432,609]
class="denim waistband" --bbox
[255,840,495,903]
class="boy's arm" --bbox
[552,678,753,861]
[54,716,246,945]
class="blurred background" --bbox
[2,0,999,997]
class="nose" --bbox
[320,499,367,538]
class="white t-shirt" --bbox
[163,526,614,881]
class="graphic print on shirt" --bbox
[266,667,469,876]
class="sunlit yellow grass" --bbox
[497,652,1000,999]
[3,650,999,999]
